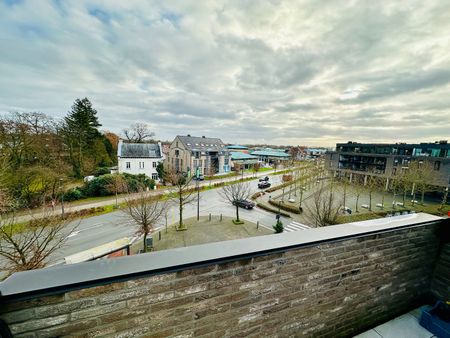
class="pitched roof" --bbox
[120,142,161,158]
[177,135,226,151]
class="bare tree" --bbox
[352,175,365,213]
[365,176,378,211]
[219,181,251,223]
[407,161,435,205]
[123,123,155,143]
[306,183,341,227]
[0,209,78,277]
[165,169,195,230]
[106,174,128,207]
[122,191,167,253]
[252,162,261,177]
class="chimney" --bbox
[118,139,123,157]
[187,134,191,137]
[202,136,205,138]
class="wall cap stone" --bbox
[0,213,443,301]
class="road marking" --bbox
[284,221,311,232]
[67,231,80,238]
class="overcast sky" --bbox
[1,0,449,146]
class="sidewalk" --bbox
[13,169,285,223]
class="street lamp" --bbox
[59,178,65,218]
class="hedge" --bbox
[256,201,290,217]
[268,199,302,214]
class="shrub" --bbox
[94,167,111,176]
[63,188,85,202]
[256,202,290,217]
[268,199,302,214]
[273,220,284,233]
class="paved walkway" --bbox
[12,168,290,223]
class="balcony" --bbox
[0,214,448,337]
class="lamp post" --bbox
[59,178,65,218]
[196,178,200,221]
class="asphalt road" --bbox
[53,174,287,261]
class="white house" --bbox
[117,140,164,180]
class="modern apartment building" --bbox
[166,135,231,176]
[325,141,450,188]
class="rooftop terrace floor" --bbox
[355,307,435,338]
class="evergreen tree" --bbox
[63,98,102,177]
[273,219,284,233]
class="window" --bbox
[126,162,131,169]
[194,160,198,167]
[175,150,179,156]
[153,162,157,168]
[199,160,202,167]
[224,159,229,165]
[152,173,158,180]
[434,161,441,171]
[139,162,144,169]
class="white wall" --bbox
[118,158,163,180]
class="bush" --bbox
[63,188,85,202]
[251,191,263,200]
[273,220,284,233]
[268,199,302,214]
[256,202,290,217]
[94,167,111,176]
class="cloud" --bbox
[0,0,449,146]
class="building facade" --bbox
[166,135,230,176]
[230,151,259,170]
[325,141,450,188]
[117,140,164,180]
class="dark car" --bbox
[258,181,271,189]
[259,176,269,182]
[232,200,255,209]
[193,175,205,181]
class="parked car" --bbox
[232,200,255,209]
[258,181,271,189]
[193,175,205,181]
[259,176,269,182]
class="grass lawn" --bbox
[136,216,272,252]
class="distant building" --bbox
[117,140,164,180]
[226,145,249,154]
[230,152,258,170]
[166,135,230,176]
[325,141,450,188]
[249,148,290,164]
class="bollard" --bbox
[220,214,222,222]
[159,231,161,241]
[209,213,211,221]
[257,221,259,229]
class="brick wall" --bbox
[431,242,450,301]
[0,224,440,337]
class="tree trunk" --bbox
[179,193,183,228]
[369,192,372,211]
[143,232,147,253]
[356,195,359,212]
[236,204,240,222]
